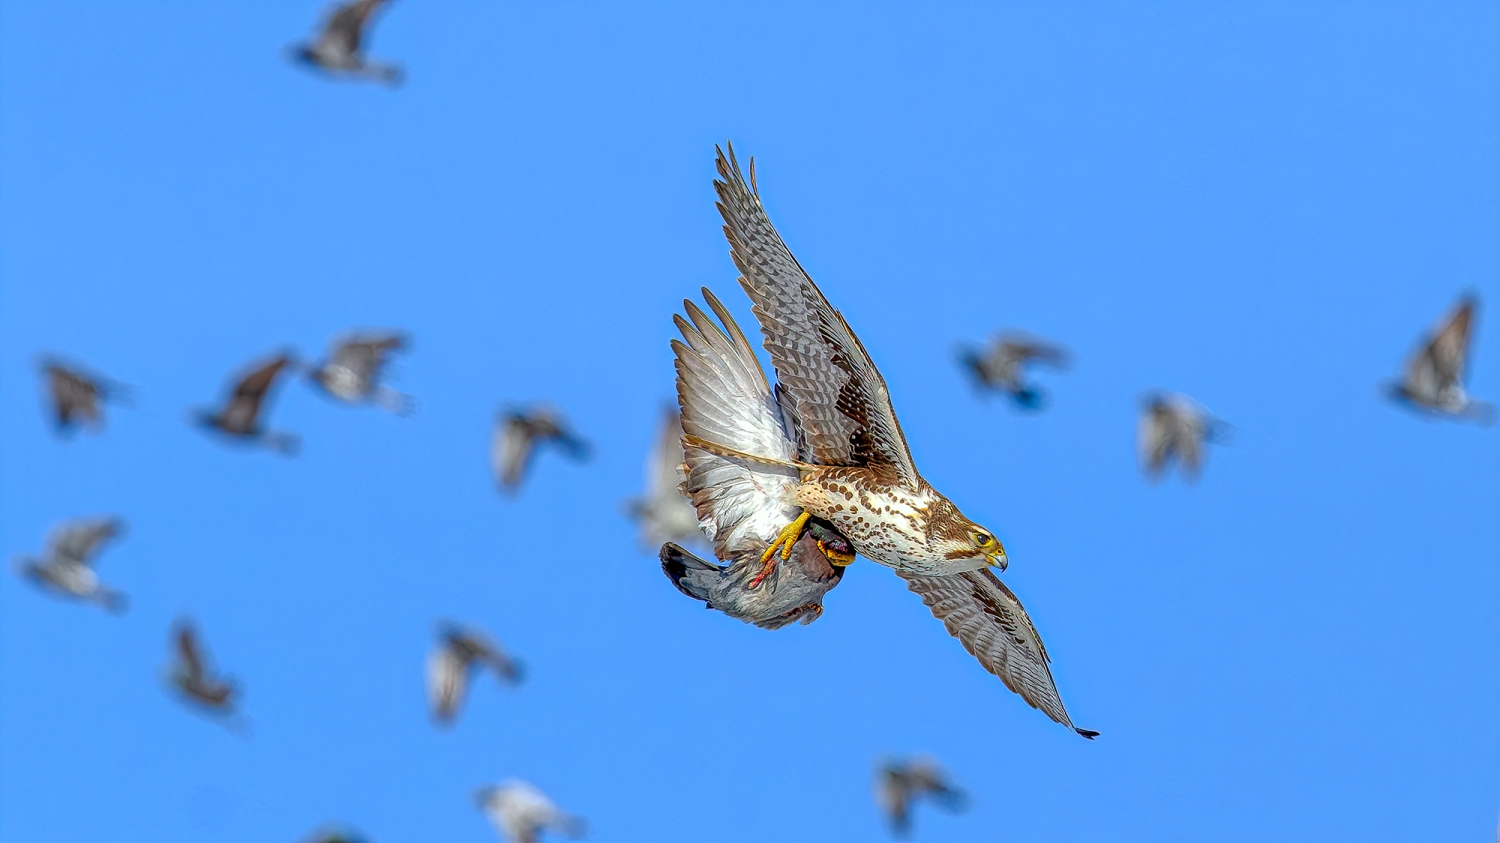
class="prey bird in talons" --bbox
[428,622,524,726]
[492,406,590,495]
[1138,392,1230,482]
[475,779,585,843]
[14,517,128,613]
[166,619,245,729]
[664,146,1096,738]
[308,330,414,414]
[1385,292,1494,424]
[38,356,130,436]
[288,0,404,87]
[192,352,300,455]
[957,333,1070,411]
[875,757,968,839]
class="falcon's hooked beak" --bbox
[986,544,1008,572]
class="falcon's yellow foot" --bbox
[750,511,812,588]
[817,540,856,567]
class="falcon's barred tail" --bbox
[659,542,720,604]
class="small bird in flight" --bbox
[492,406,590,494]
[165,619,244,729]
[308,330,413,414]
[428,622,524,726]
[14,517,128,613]
[874,757,968,839]
[957,332,1070,410]
[626,408,705,551]
[289,0,404,87]
[38,356,130,436]
[1385,292,1494,423]
[475,779,585,843]
[1138,392,1230,482]
[192,352,300,455]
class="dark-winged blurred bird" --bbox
[300,823,369,843]
[875,757,968,839]
[1138,392,1230,482]
[1386,293,1494,423]
[14,517,127,613]
[687,146,1095,737]
[491,406,590,494]
[957,332,1070,410]
[428,623,523,725]
[308,331,413,414]
[626,408,705,550]
[193,353,300,454]
[289,0,403,86]
[475,780,584,843]
[166,619,242,723]
[38,357,130,436]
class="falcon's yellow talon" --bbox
[751,512,811,587]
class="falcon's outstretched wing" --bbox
[899,569,1096,738]
[714,145,919,489]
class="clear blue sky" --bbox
[2,2,1497,841]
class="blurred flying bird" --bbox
[1385,293,1494,423]
[428,622,523,725]
[300,823,369,843]
[14,517,128,613]
[288,0,404,86]
[38,356,130,436]
[682,146,1095,737]
[1138,392,1230,482]
[492,406,590,494]
[875,757,968,839]
[166,618,243,725]
[192,352,300,455]
[475,780,584,843]
[957,332,1070,410]
[626,408,704,550]
[308,330,413,414]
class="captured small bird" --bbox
[475,779,585,843]
[308,330,413,414]
[37,356,130,436]
[288,0,404,87]
[165,618,243,725]
[428,622,524,726]
[875,757,968,839]
[14,517,128,613]
[626,408,704,550]
[676,146,1094,737]
[492,406,590,494]
[660,526,849,630]
[1138,392,1230,482]
[957,332,1070,410]
[192,352,300,455]
[1385,292,1495,423]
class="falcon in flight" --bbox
[492,406,590,494]
[475,779,585,843]
[1138,392,1230,482]
[1385,292,1494,423]
[38,356,130,436]
[289,0,404,87]
[957,332,1070,410]
[665,146,1095,738]
[308,330,414,414]
[874,756,968,839]
[14,517,128,613]
[427,622,524,725]
[192,352,300,455]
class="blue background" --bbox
[2,2,1496,841]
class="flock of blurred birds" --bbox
[10,1,1496,842]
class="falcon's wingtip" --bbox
[1075,727,1100,740]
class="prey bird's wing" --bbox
[673,289,802,558]
[899,568,1095,737]
[714,145,919,489]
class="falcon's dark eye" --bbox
[973,532,993,547]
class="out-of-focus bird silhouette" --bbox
[427,622,523,726]
[38,356,130,436]
[308,330,413,414]
[14,517,128,613]
[165,618,243,728]
[491,406,590,494]
[288,0,403,87]
[475,779,584,843]
[957,332,1070,410]
[874,757,968,839]
[1385,292,1494,423]
[626,408,704,550]
[300,823,370,843]
[1138,392,1230,482]
[192,352,300,455]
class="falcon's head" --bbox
[927,498,1008,571]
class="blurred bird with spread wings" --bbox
[626,408,704,550]
[958,332,1070,410]
[427,622,524,726]
[289,0,404,87]
[492,406,590,494]
[38,356,130,436]
[475,779,584,843]
[1138,392,1230,482]
[166,619,244,729]
[308,330,413,414]
[192,352,300,455]
[14,517,128,613]
[875,756,968,839]
[1386,293,1494,423]
[666,146,1095,737]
